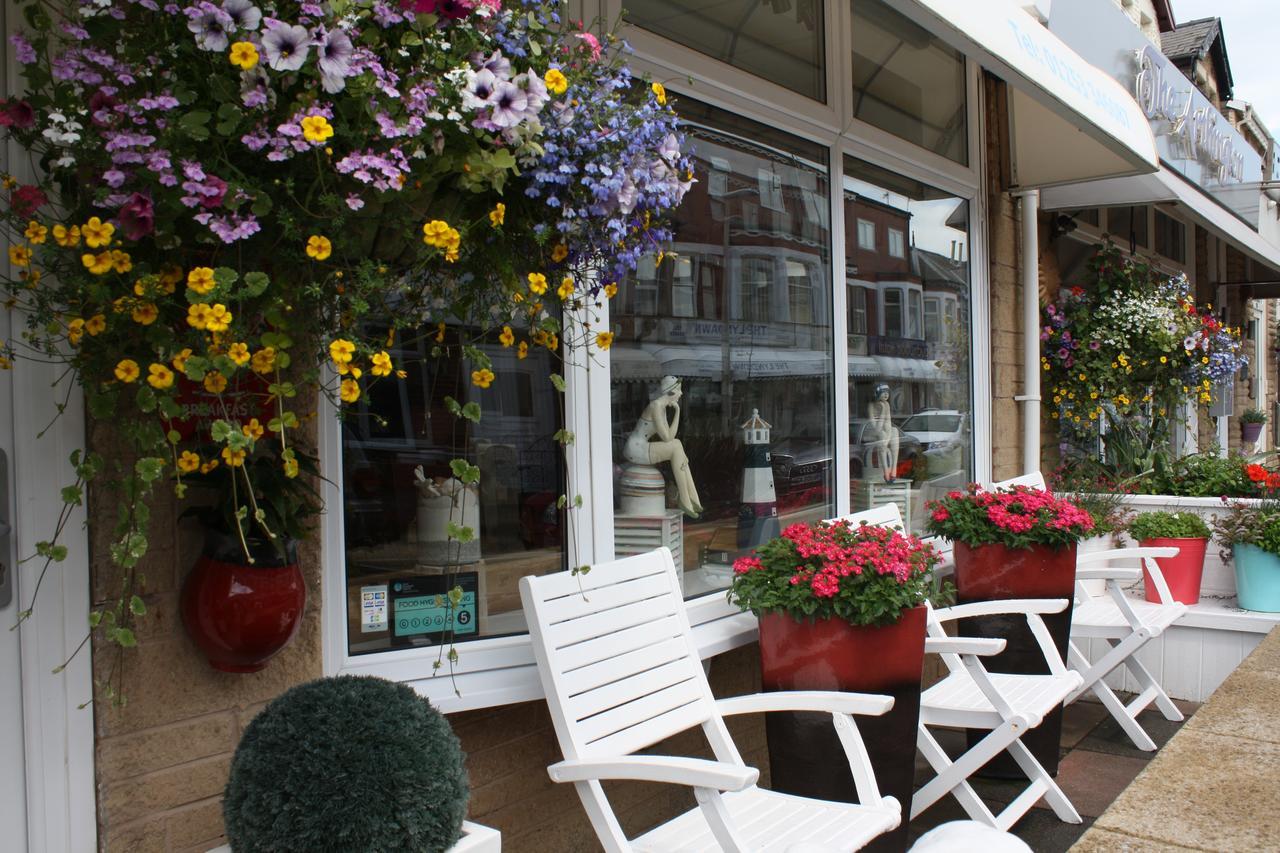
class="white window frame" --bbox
[888,227,906,258]
[857,218,877,251]
[321,0,991,711]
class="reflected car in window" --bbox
[899,410,968,476]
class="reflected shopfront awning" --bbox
[884,0,1158,188]
[632,344,832,382]
[872,355,942,381]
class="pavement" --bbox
[906,695,1202,852]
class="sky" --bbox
[1171,0,1280,138]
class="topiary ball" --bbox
[224,675,469,852]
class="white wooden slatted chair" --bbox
[831,506,1083,830]
[989,473,1188,750]
[519,547,901,853]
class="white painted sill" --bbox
[208,820,501,853]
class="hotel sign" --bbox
[1050,0,1262,224]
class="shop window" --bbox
[341,325,564,654]
[625,0,826,102]
[851,0,968,165]
[844,154,973,535]
[1154,210,1186,264]
[889,227,906,258]
[858,218,876,250]
[1107,206,1149,249]
[612,99,834,601]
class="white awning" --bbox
[610,347,662,382]
[872,356,942,381]
[1041,168,1280,273]
[643,344,831,381]
[885,0,1158,188]
[849,356,880,378]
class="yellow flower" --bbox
[557,275,574,300]
[370,351,392,377]
[422,219,460,251]
[1159,356,1167,364]
[200,459,220,474]
[221,447,247,468]
[550,243,568,262]
[329,338,356,366]
[228,342,250,366]
[188,266,216,294]
[527,272,548,295]
[82,217,115,249]
[205,304,232,332]
[229,41,258,70]
[52,224,80,247]
[300,114,334,143]
[395,369,407,379]
[499,326,515,348]
[86,314,106,336]
[8,245,31,267]
[132,302,159,325]
[82,252,113,275]
[159,265,183,293]
[251,346,276,375]
[147,363,175,389]
[306,235,332,260]
[471,368,495,389]
[544,67,568,95]
[24,221,47,244]
[651,82,667,105]
[283,456,299,478]
[340,377,361,403]
[604,282,618,299]
[434,322,447,344]
[243,418,265,441]
[1202,356,1209,364]
[518,341,529,360]
[596,331,614,351]
[489,203,506,227]
[203,372,228,393]
[172,348,193,373]
[114,359,140,383]
[67,318,86,345]
[110,250,132,273]
[545,333,559,351]
[177,451,200,473]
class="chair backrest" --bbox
[828,503,906,533]
[520,548,729,764]
[988,471,1048,491]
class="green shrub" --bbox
[1128,511,1210,541]
[1241,407,1268,424]
[1139,451,1255,498]
[224,676,468,853]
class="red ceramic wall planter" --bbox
[758,606,926,852]
[1138,537,1207,605]
[180,536,305,673]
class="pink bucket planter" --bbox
[1139,537,1208,605]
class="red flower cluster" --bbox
[1245,464,1280,490]
[925,484,1096,548]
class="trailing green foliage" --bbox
[1127,511,1210,541]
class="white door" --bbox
[0,303,28,849]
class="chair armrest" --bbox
[1077,546,1178,565]
[1075,567,1142,581]
[924,636,1007,657]
[931,598,1069,622]
[716,691,893,718]
[548,756,758,791]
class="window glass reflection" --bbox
[844,155,972,535]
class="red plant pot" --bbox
[1139,537,1208,605]
[953,541,1077,777]
[180,534,305,673]
[759,606,926,853]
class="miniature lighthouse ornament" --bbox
[737,409,780,548]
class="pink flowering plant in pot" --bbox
[728,521,943,626]
[925,485,1096,548]
[0,0,690,691]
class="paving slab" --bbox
[1071,827,1204,851]
[1090,728,1280,852]
[1007,811,1093,853]
[1237,634,1280,675]
[1182,668,1280,747]
[1042,748,1148,818]
[1060,700,1110,750]
[1074,706,1191,759]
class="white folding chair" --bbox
[830,505,1082,830]
[519,548,901,852]
[989,472,1189,750]
[1068,547,1187,750]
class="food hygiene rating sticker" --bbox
[390,574,479,645]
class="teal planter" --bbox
[1230,544,1280,612]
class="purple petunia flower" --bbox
[317,29,354,92]
[187,2,235,52]
[118,193,155,240]
[261,23,311,71]
[488,81,528,128]
[9,34,35,64]
[222,0,261,30]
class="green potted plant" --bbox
[1127,511,1211,605]
[729,520,941,849]
[1211,502,1280,613]
[223,675,472,852]
[1240,407,1268,444]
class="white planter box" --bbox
[208,820,500,853]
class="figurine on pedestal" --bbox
[738,409,780,548]
[866,383,901,483]
[413,467,481,564]
[622,375,702,518]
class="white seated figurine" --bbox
[866,383,901,483]
[623,375,702,518]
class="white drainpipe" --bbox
[1013,190,1041,475]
